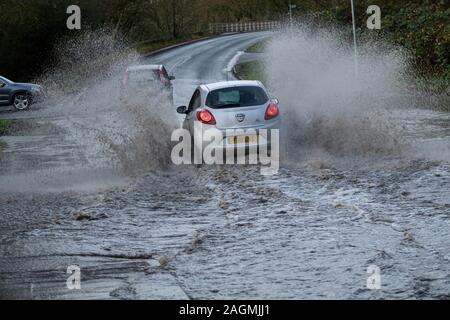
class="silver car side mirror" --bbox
[177,106,187,114]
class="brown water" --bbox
[0,30,449,299]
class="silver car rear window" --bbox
[206,86,268,109]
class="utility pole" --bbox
[350,0,359,77]
[288,2,297,34]
[289,2,293,27]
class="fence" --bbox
[209,21,281,34]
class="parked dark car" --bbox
[0,76,44,111]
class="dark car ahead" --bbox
[0,76,44,111]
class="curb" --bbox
[232,66,243,80]
[143,33,239,58]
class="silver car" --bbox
[176,80,280,154]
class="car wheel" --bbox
[13,93,32,111]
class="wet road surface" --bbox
[1,32,450,299]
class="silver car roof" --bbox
[201,80,265,93]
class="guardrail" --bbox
[209,21,281,34]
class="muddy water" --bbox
[1,31,450,299]
[1,119,449,299]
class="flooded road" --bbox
[0,32,449,299]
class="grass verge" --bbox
[234,60,266,85]
[0,119,12,135]
[245,39,271,53]
[0,119,12,153]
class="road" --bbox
[1,32,450,299]
[146,32,271,107]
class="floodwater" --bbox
[0,30,449,299]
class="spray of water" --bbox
[5,28,178,193]
[265,25,409,162]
